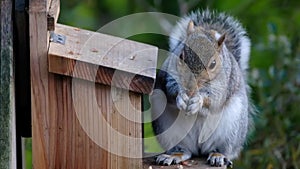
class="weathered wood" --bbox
[47,0,60,31]
[41,75,143,168]
[29,0,50,168]
[48,24,157,94]
[0,0,16,168]
[30,0,157,167]
[143,156,226,169]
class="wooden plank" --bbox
[0,0,16,168]
[106,87,143,169]
[45,76,143,168]
[48,24,158,94]
[143,156,226,169]
[47,0,60,31]
[29,0,50,168]
[94,82,143,168]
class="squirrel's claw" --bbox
[156,148,192,166]
[176,92,189,110]
[156,154,172,165]
[207,152,233,168]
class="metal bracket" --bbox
[50,31,66,45]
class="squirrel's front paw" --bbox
[186,94,204,116]
[176,92,189,111]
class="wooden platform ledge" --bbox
[143,156,226,169]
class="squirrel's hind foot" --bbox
[155,148,192,166]
[207,152,233,168]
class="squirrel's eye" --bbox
[209,60,216,69]
[179,52,185,60]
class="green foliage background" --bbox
[58,0,300,168]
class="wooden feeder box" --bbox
[30,0,157,168]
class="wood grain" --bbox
[29,0,50,168]
[48,24,158,94]
[47,76,143,168]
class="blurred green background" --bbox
[55,0,300,168]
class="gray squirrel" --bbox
[150,9,254,167]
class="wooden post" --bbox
[0,0,16,168]
[29,0,50,168]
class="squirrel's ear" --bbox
[217,33,226,47]
[187,20,195,35]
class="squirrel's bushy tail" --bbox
[169,9,251,72]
